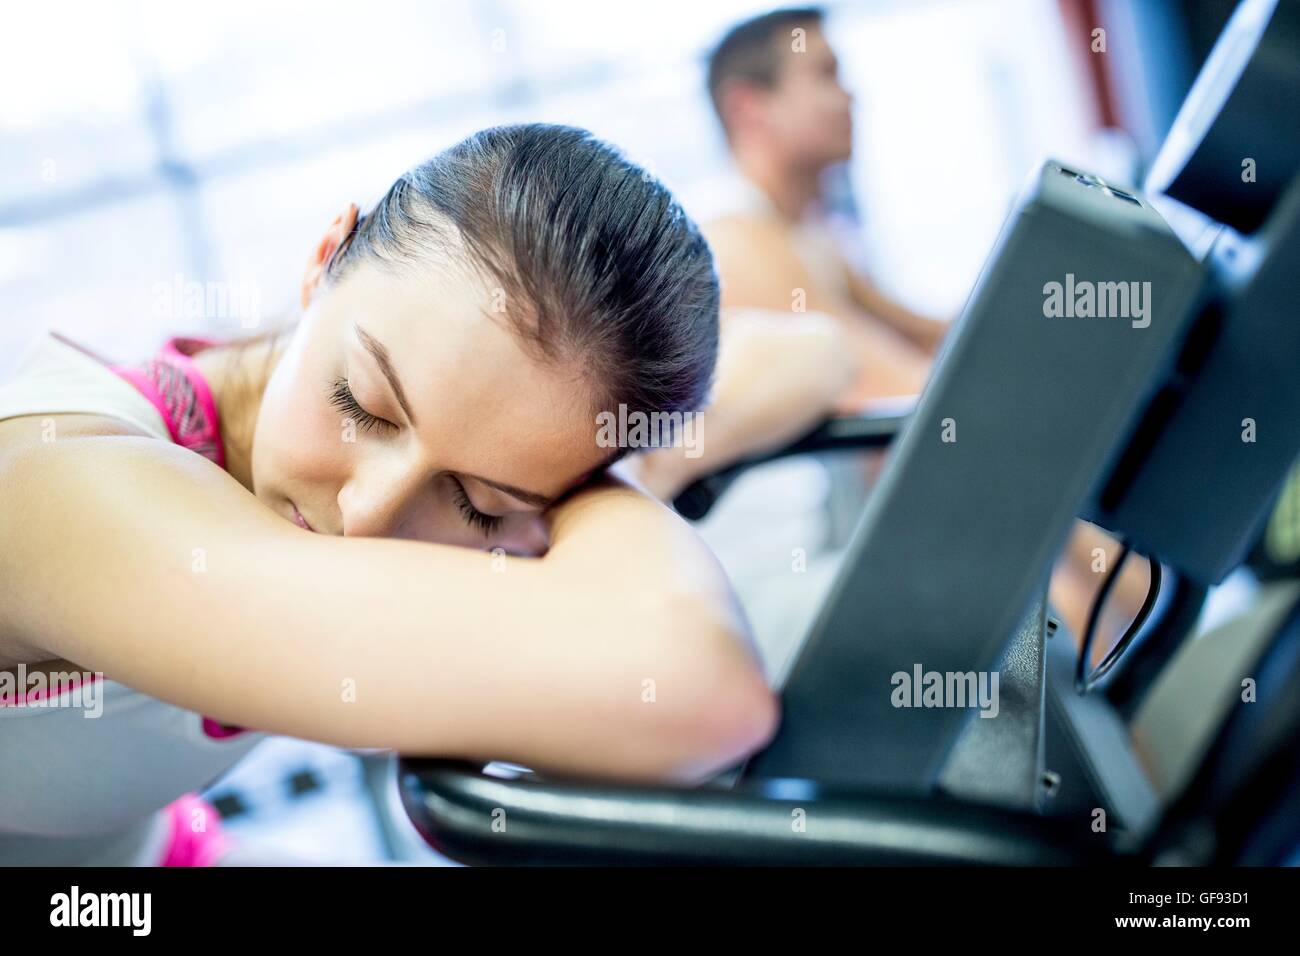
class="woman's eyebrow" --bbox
[355,323,418,426]
[470,451,622,510]
[462,473,554,509]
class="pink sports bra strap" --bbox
[107,335,247,741]
[109,336,226,470]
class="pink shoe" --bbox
[158,793,234,867]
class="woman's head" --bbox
[249,124,719,551]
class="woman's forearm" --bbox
[0,436,776,782]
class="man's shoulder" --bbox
[702,210,803,264]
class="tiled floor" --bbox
[205,737,457,865]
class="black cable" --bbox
[1106,571,1208,721]
[1076,541,1163,694]
[1090,556,1162,690]
[1076,543,1129,692]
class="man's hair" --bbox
[705,7,826,133]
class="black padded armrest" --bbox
[398,759,1111,866]
[671,408,912,521]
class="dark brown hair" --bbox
[220,124,721,469]
[328,124,720,439]
[706,7,826,136]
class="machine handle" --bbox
[397,758,1112,866]
[671,408,911,521]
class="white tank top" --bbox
[0,331,265,864]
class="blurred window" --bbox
[1,0,1095,373]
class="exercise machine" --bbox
[398,0,1300,865]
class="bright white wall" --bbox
[1,0,1105,373]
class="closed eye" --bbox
[327,377,397,434]
[450,477,505,537]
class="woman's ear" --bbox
[301,203,360,309]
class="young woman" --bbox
[0,124,780,865]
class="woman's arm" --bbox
[0,434,777,783]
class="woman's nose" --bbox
[338,465,430,540]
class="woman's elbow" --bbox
[647,621,782,785]
[685,662,781,783]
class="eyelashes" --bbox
[450,477,504,538]
[326,377,503,538]
[327,377,396,434]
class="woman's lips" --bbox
[290,503,316,533]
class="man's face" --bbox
[763,25,854,167]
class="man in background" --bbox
[703,6,949,407]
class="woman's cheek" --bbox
[263,376,348,484]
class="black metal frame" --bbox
[395,153,1214,862]
[396,408,1141,866]
[670,410,911,521]
[397,759,1115,866]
